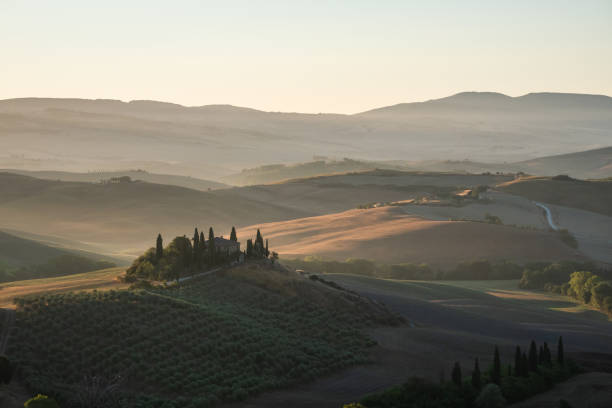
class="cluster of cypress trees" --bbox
[245,229,270,259]
[155,225,241,269]
[451,336,565,388]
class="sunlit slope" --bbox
[240,206,583,268]
[0,267,126,308]
[498,176,612,216]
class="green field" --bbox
[8,263,400,408]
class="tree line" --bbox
[347,336,577,408]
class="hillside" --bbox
[1,169,228,190]
[498,177,612,216]
[239,206,583,268]
[1,92,611,178]
[513,147,612,179]
[7,263,401,407]
[0,172,310,256]
[0,170,508,257]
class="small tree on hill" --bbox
[208,227,216,265]
[156,233,163,260]
[265,239,270,258]
[492,346,501,385]
[528,340,538,372]
[246,239,254,258]
[521,352,528,376]
[451,361,462,386]
[543,342,552,366]
[557,336,564,365]
[471,358,481,389]
[230,226,237,242]
[193,228,200,265]
[514,346,522,376]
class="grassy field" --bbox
[0,267,127,308]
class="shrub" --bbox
[475,384,506,408]
[24,395,61,408]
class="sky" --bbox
[1,0,611,113]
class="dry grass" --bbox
[241,206,584,268]
[0,267,127,308]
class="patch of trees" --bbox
[348,337,578,408]
[127,226,271,282]
[518,261,610,290]
[0,255,115,283]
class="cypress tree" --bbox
[543,342,552,366]
[265,239,269,257]
[514,346,521,377]
[200,231,206,253]
[557,336,564,365]
[246,239,253,258]
[255,229,264,257]
[193,228,200,263]
[492,346,501,385]
[521,352,528,377]
[538,345,544,365]
[156,233,163,260]
[230,226,237,242]
[208,227,216,265]
[451,362,462,386]
[471,358,481,389]
[529,340,538,372]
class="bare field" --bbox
[0,267,127,308]
[240,206,583,267]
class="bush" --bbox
[24,395,61,408]
[475,384,506,408]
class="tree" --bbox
[230,226,237,242]
[246,239,253,258]
[265,239,270,258]
[528,340,538,372]
[199,231,206,254]
[156,233,163,260]
[255,229,264,257]
[557,336,564,365]
[514,346,522,376]
[451,361,462,386]
[492,346,501,385]
[543,342,552,366]
[475,384,506,408]
[471,358,481,389]
[0,355,13,384]
[208,227,216,265]
[522,352,528,377]
[192,228,200,265]
[271,251,279,264]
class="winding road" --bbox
[535,202,559,231]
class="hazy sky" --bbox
[1,0,611,113]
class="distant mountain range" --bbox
[1,92,610,179]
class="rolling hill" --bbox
[498,176,612,216]
[1,169,228,190]
[239,206,584,268]
[1,92,610,179]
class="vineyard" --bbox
[8,263,400,408]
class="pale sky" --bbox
[1,0,611,113]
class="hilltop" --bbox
[1,92,610,177]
